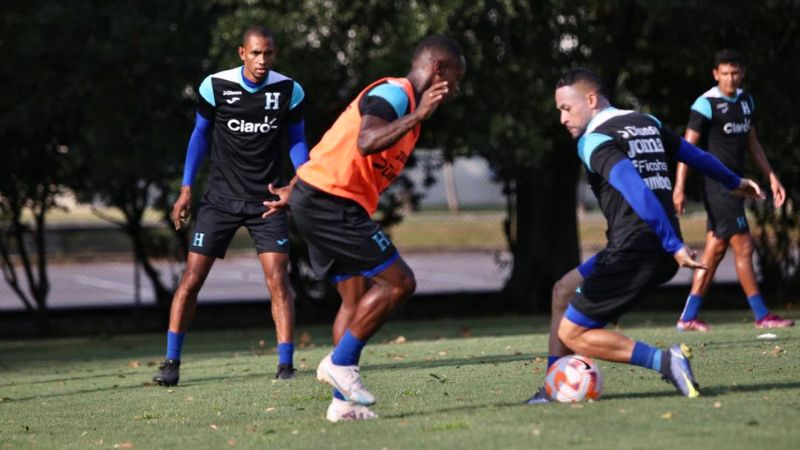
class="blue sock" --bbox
[166,331,185,360]
[331,329,367,366]
[680,294,703,321]
[277,342,294,365]
[630,341,662,373]
[547,355,559,370]
[332,388,346,400]
[748,294,769,321]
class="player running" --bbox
[262,35,465,421]
[526,68,765,403]
[152,26,309,386]
[673,50,793,332]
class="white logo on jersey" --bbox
[626,138,665,158]
[227,117,278,133]
[741,100,751,116]
[616,125,659,139]
[223,90,242,96]
[716,102,729,114]
[226,97,241,104]
[265,92,281,110]
[723,118,750,134]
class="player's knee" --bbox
[388,272,416,300]
[710,239,728,257]
[179,271,205,295]
[551,280,572,313]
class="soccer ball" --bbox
[544,355,603,402]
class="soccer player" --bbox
[526,68,764,403]
[673,50,793,331]
[263,35,465,421]
[152,26,309,386]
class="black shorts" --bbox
[701,178,748,239]
[189,191,289,258]
[289,179,399,281]
[570,248,678,324]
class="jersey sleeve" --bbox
[287,81,305,124]
[686,96,711,133]
[358,82,410,122]
[578,132,623,176]
[197,76,216,120]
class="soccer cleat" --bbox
[663,344,699,398]
[152,359,180,386]
[524,386,551,404]
[755,314,795,329]
[676,319,710,332]
[275,363,297,380]
[325,398,378,422]
[316,353,376,406]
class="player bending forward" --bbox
[526,68,764,403]
[263,35,466,421]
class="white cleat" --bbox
[325,398,378,422]
[316,353,376,406]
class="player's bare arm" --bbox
[356,81,449,155]
[172,186,192,230]
[673,129,702,215]
[747,126,785,208]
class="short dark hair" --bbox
[242,26,273,46]
[556,67,608,98]
[413,35,463,62]
[714,49,745,68]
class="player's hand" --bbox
[672,187,685,216]
[262,183,293,218]
[172,187,192,230]
[731,178,766,201]
[769,175,786,208]
[673,246,706,270]
[415,81,449,120]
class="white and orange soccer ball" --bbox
[544,355,603,402]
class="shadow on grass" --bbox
[382,400,526,419]
[601,380,800,400]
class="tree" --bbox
[68,1,217,317]
[0,1,86,332]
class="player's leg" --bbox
[318,257,416,406]
[258,251,297,379]
[729,232,794,328]
[527,260,591,404]
[325,276,378,421]
[153,198,239,386]
[557,310,699,397]
[153,252,216,386]
[248,208,300,378]
[333,276,369,343]
[563,251,699,397]
[677,231,728,331]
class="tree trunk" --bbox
[502,147,581,312]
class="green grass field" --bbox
[2,312,798,449]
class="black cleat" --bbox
[153,359,180,386]
[275,363,297,380]
[525,386,551,404]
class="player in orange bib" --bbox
[263,35,465,421]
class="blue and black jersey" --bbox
[188,66,305,201]
[578,108,684,252]
[687,87,754,175]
